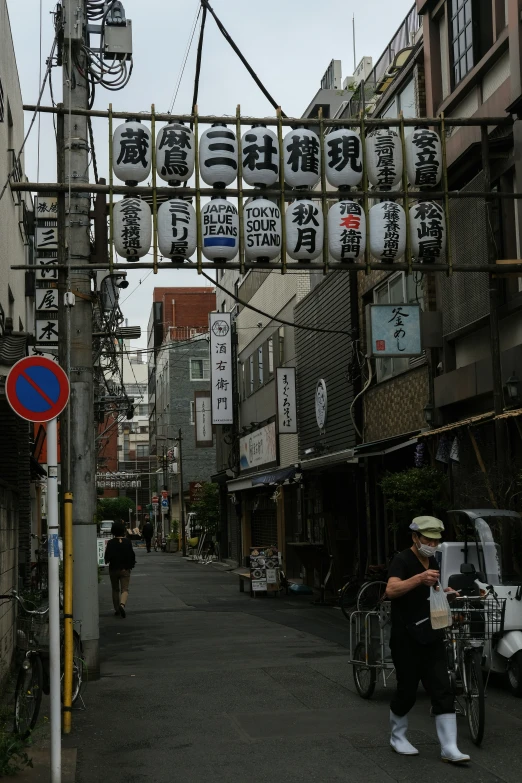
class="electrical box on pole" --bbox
[63,2,85,41]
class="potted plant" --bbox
[166,520,179,552]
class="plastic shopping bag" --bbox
[430,584,452,629]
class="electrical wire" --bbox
[190,2,207,121]
[168,2,202,114]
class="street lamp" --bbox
[423,402,435,427]
[505,372,520,405]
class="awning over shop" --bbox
[300,447,356,471]
[415,407,522,439]
[227,466,297,492]
[353,430,420,458]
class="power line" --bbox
[168,3,202,114]
[191,1,207,120]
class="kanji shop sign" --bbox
[366,304,422,357]
[239,422,277,471]
[194,391,213,447]
[209,312,233,425]
[276,367,297,434]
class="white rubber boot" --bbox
[390,711,419,755]
[435,713,470,763]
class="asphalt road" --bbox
[65,551,522,783]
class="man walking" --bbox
[142,518,154,552]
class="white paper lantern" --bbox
[328,200,365,261]
[242,126,279,187]
[199,124,238,187]
[283,128,321,188]
[324,129,363,188]
[410,201,445,262]
[113,120,152,184]
[406,127,442,188]
[113,197,151,259]
[157,199,197,260]
[201,197,239,260]
[285,199,323,261]
[244,198,281,261]
[156,122,195,184]
[366,128,403,189]
[369,201,406,262]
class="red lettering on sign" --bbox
[376,340,385,351]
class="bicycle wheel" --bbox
[353,642,376,699]
[357,581,387,612]
[61,631,84,704]
[339,578,359,620]
[14,655,43,737]
[464,649,485,746]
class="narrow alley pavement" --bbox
[66,551,522,783]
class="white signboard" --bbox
[97,538,108,567]
[36,258,58,280]
[36,288,59,311]
[240,422,277,471]
[195,393,213,447]
[36,318,59,343]
[36,226,58,251]
[35,196,58,217]
[276,367,297,434]
[367,304,422,357]
[210,312,233,425]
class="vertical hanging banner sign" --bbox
[195,391,213,447]
[210,312,233,425]
[276,367,297,434]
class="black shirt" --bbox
[141,523,153,539]
[104,536,136,571]
[388,548,439,629]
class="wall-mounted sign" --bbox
[276,367,297,434]
[36,289,59,311]
[195,391,213,447]
[36,226,58,251]
[315,379,328,431]
[210,312,233,425]
[240,422,277,471]
[366,303,422,357]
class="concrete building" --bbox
[0,0,35,687]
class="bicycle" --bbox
[0,590,84,738]
[445,593,506,746]
[339,564,389,619]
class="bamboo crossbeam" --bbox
[11,262,522,273]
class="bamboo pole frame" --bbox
[108,103,114,273]
[440,112,452,276]
[398,112,412,277]
[150,104,158,274]
[236,105,245,276]
[359,112,371,276]
[193,106,203,275]
[318,107,329,276]
[276,107,287,274]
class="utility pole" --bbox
[62,0,99,677]
[177,429,186,556]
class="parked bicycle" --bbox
[30,534,48,594]
[339,564,389,619]
[0,590,84,737]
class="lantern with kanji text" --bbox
[410,201,446,262]
[199,124,238,187]
[112,119,152,185]
[324,129,363,188]
[285,199,323,261]
[366,128,403,190]
[156,122,195,185]
[369,201,406,262]
[113,196,152,260]
[157,199,197,261]
[283,128,321,189]
[328,200,366,262]
[242,125,279,187]
[405,127,442,188]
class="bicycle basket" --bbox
[16,615,50,652]
[449,597,506,641]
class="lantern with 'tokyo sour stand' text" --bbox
[157,199,197,261]
[201,197,239,261]
[285,199,323,261]
[244,197,282,261]
[328,200,366,262]
[369,201,406,262]
[241,125,279,187]
[112,119,152,185]
[156,122,195,185]
[199,124,238,188]
[113,196,151,260]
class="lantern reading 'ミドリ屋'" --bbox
[366,128,403,190]
[242,126,279,187]
[369,201,406,262]
[199,124,238,188]
[324,129,363,189]
[157,199,197,261]
[328,200,366,261]
[283,128,321,189]
[114,197,152,260]
[113,120,152,185]
[156,122,195,185]
[244,198,282,261]
[201,197,239,261]
[285,199,323,261]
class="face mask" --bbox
[417,542,436,558]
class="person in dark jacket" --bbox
[141,520,154,552]
[104,520,136,618]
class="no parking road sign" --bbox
[6,356,70,423]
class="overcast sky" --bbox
[7,0,415,346]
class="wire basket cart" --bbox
[349,600,395,699]
[449,596,506,642]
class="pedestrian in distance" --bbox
[104,520,136,618]
[386,516,469,764]
[141,519,154,553]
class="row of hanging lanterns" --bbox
[113,195,446,263]
[112,120,443,191]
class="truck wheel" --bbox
[507,650,522,697]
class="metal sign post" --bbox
[5,356,70,783]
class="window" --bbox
[450,0,492,87]
[267,337,274,376]
[373,273,424,382]
[190,400,195,424]
[138,426,148,434]
[190,328,198,337]
[278,327,285,365]
[379,79,416,119]
[136,444,149,458]
[258,346,264,386]
[190,358,210,380]
[240,361,246,400]
[249,355,254,395]
[137,404,148,416]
